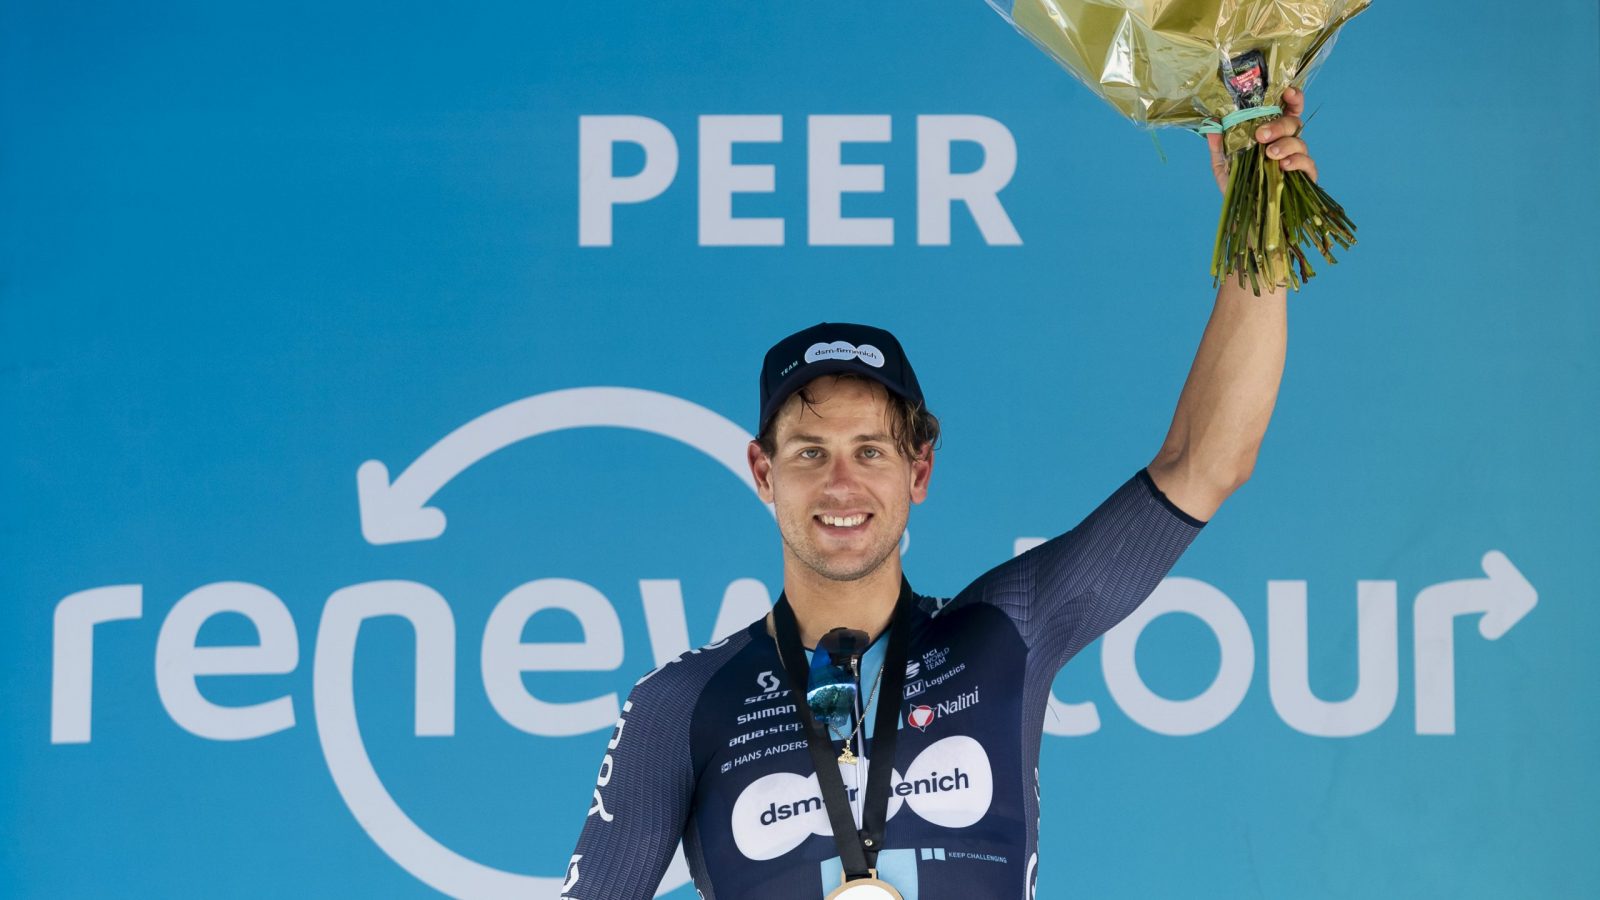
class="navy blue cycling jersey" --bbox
[563,468,1205,899]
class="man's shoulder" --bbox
[629,621,758,702]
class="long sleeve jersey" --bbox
[562,468,1206,899]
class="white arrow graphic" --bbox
[357,387,771,545]
[1413,550,1536,735]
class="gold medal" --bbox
[824,871,904,900]
[838,745,858,765]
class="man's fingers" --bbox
[1263,136,1306,160]
[1207,132,1227,173]
[1276,153,1318,183]
[1254,116,1303,144]
[1206,131,1228,192]
[1281,86,1305,117]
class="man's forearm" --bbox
[1147,277,1288,520]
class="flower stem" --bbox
[1209,115,1358,296]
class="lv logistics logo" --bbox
[45,387,1538,897]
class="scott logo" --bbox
[757,670,781,693]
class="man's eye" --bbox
[861,447,883,459]
[799,448,822,459]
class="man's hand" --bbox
[1205,86,1317,194]
[1148,90,1319,521]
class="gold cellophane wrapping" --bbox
[1000,0,1369,153]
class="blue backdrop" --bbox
[4,1,1597,897]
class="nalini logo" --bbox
[804,341,885,368]
[908,705,935,731]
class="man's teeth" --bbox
[820,514,867,528]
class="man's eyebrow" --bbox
[783,432,892,446]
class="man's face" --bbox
[749,376,933,583]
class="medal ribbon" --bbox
[771,578,913,882]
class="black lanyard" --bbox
[771,578,913,880]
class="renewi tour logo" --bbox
[44,385,1539,898]
[48,387,785,899]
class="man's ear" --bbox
[909,444,934,504]
[748,440,775,503]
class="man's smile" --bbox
[815,512,872,533]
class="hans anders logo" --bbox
[729,736,996,861]
[804,341,885,368]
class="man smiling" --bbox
[563,91,1314,900]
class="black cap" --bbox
[758,322,924,436]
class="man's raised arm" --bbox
[1146,86,1317,521]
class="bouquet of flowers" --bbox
[986,0,1370,293]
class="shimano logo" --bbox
[737,704,796,726]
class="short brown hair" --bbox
[755,373,940,461]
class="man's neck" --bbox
[782,555,903,647]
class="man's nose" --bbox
[822,455,859,494]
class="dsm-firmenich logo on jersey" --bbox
[730,736,996,861]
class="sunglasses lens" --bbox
[806,653,857,732]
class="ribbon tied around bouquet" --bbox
[1193,105,1282,136]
